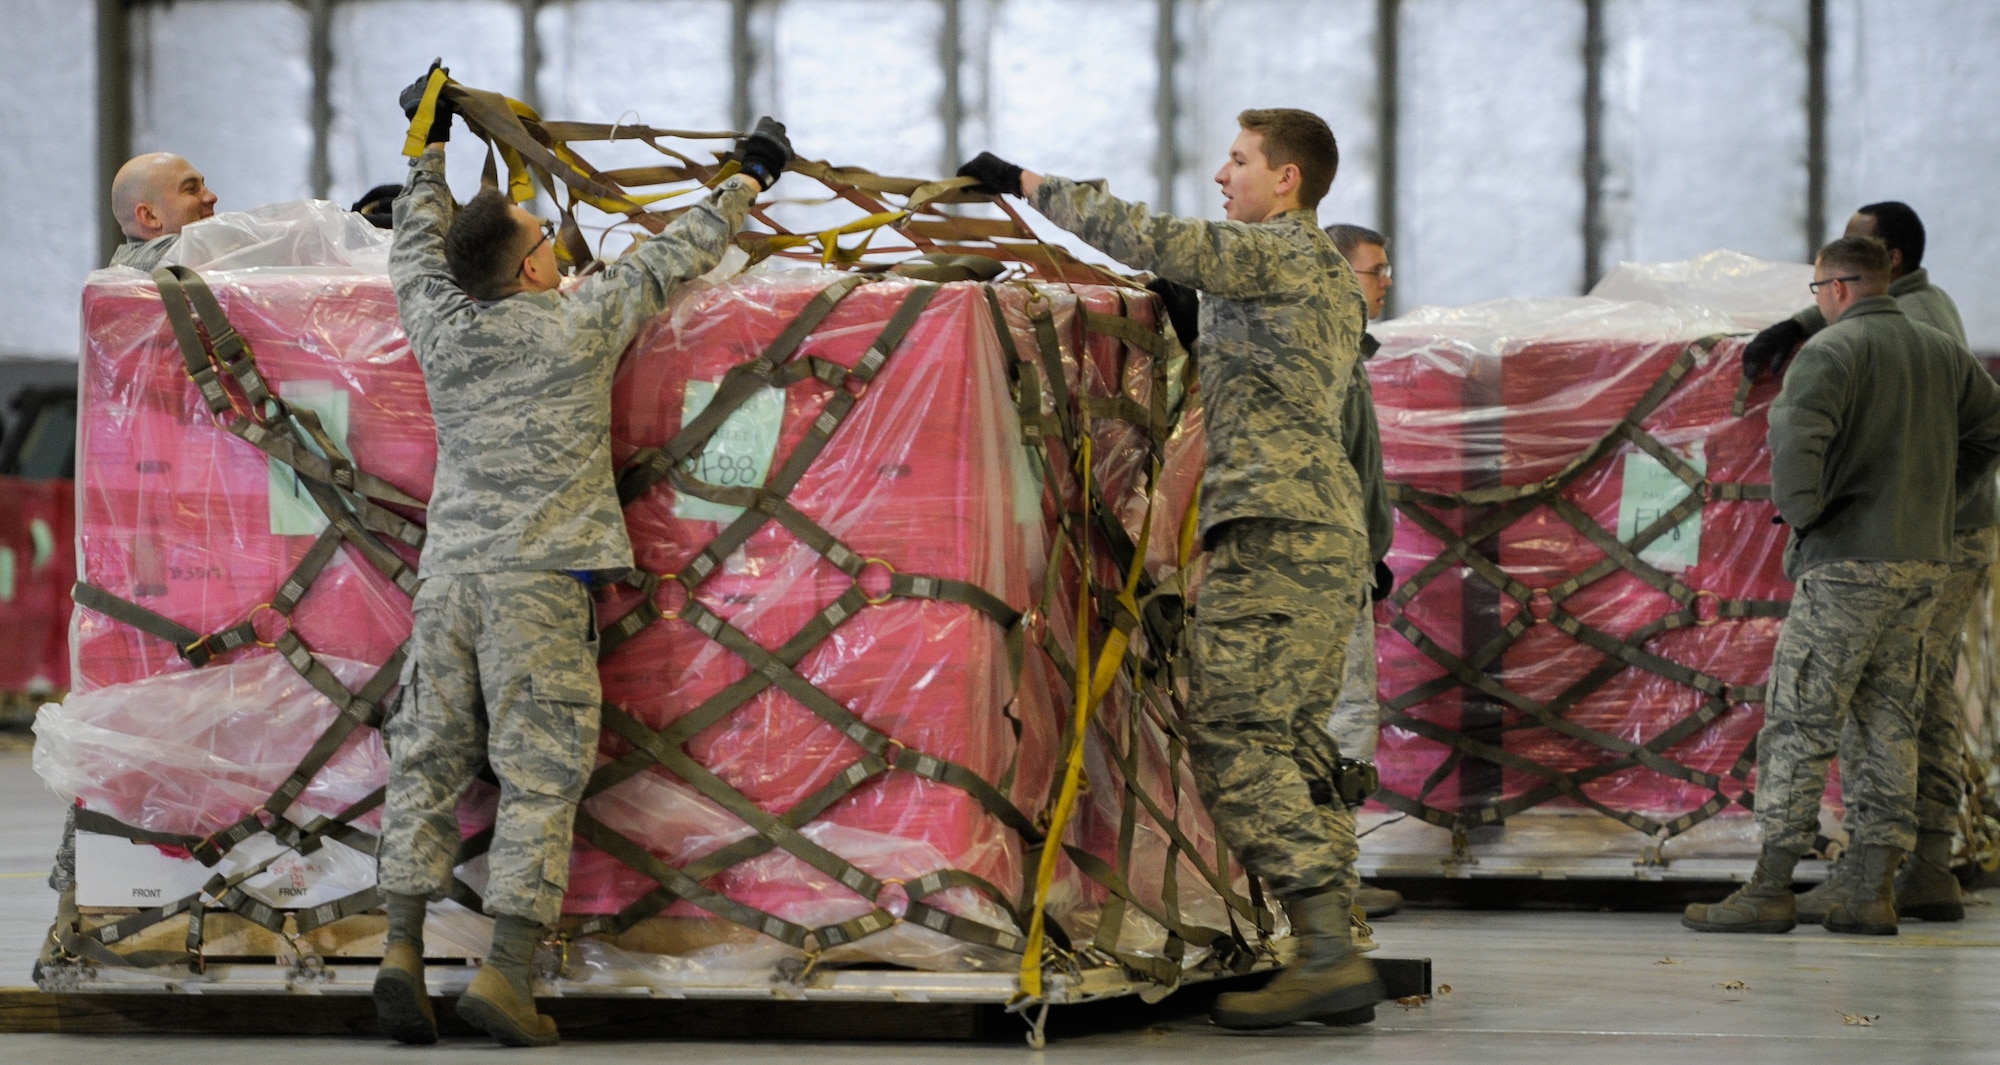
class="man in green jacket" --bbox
[958,108,1383,1030]
[1744,202,1989,924]
[1686,235,2000,937]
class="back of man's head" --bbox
[446,188,530,300]
[1854,201,1925,272]
[1816,234,1893,291]
[1237,108,1339,209]
[112,152,213,239]
[1325,224,1387,260]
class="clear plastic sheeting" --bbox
[1365,292,1808,860]
[1599,0,1811,267]
[1399,0,1587,308]
[129,1,314,209]
[162,199,393,274]
[1171,0,1378,225]
[1588,249,1815,332]
[327,0,525,209]
[34,652,389,837]
[1825,0,2000,351]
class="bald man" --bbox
[108,152,217,271]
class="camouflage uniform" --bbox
[109,233,179,272]
[1915,525,1999,832]
[1030,176,1368,902]
[1756,558,1945,853]
[380,145,758,924]
[1327,337,1393,763]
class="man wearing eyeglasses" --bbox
[372,62,790,1048]
[1744,203,1986,928]
[1685,235,2000,938]
[1323,224,1398,920]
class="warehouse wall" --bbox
[5,0,1999,361]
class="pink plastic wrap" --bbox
[0,475,73,693]
[1367,296,1806,841]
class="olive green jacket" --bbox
[1769,295,2000,579]
[1346,333,1393,562]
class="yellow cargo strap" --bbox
[400,66,449,158]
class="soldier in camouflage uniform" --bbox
[371,66,786,1047]
[106,152,218,272]
[1685,235,2000,937]
[959,107,1384,1030]
[1747,203,1990,924]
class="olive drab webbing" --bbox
[55,78,1265,996]
[1373,336,1816,851]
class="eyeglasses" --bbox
[1355,264,1393,281]
[1808,275,1859,294]
[518,220,556,278]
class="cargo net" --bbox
[47,74,1274,993]
[1372,334,1799,851]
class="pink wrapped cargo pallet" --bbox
[40,226,1250,988]
[1358,280,1850,873]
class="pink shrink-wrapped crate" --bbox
[1359,289,1828,866]
[48,240,1231,977]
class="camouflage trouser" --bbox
[1326,596,1380,762]
[378,572,601,926]
[1915,526,1998,832]
[1188,518,1366,904]
[1756,558,1946,854]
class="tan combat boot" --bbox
[372,891,437,1045]
[1825,844,1905,935]
[457,914,560,1047]
[1213,890,1385,1030]
[1894,830,1964,922]
[1682,847,1799,933]
[1793,855,1854,924]
[1354,881,1403,919]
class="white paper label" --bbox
[267,384,350,536]
[1617,444,1705,573]
[674,380,786,522]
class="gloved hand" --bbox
[398,59,454,144]
[957,152,1024,197]
[733,117,793,190]
[1742,318,1806,379]
[1146,277,1200,352]
[1371,560,1395,603]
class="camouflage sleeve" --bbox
[567,174,761,350]
[1029,175,1307,301]
[389,146,473,355]
[1953,343,2000,498]
[1342,365,1394,563]
[1767,344,1849,530]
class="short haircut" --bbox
[1237,108,1339,209]
[1815,234,1893,286]
[445,187,531,300]
[1325,224,1387,259]
[1855,200,1925,270]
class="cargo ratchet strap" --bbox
[1377,334,1801,846]
[59,266,429,970]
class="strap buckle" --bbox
[859,558,897,606]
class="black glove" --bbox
[957,151,1024,197]
[733,116,793,190]
[1371,560,1395,602]
[1146,277,1200,352]
[1742,318,1806,380]
[398,59,454,144]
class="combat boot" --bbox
[457,914,559,1047]
[1894,830,1964,922]
[372,891,437,1045]
[1682,846,1799,933]
[1354,882,1403,919]
[1825,844,1905,935]
[1793,855,1854,924]
[1212,890,1384,1030]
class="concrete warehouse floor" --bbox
[0,741,1995,1064]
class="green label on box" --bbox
[674,380,786,523]
[267,385,350,536]
[1617,444,1705,572]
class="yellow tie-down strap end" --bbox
[401,67,450,158]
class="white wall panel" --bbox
[536,0,734,135]
[770,0,945,179]
[327,0,523,208]
[1600,0,1809,268]
[1826,0,2000,351]
[1399,0,1586,310]
[131,1,312,213]
[1,0,97,358]
[1174,0,1377,228]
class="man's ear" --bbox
[1274,162,1302,198]
[1887,247,1904,273]
[132,201,161,234]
